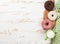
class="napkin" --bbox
[51,0,60,44]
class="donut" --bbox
[43,11,56,27]
[44,1,54,11]
[42,19,53,30]
[43,10,48,19]
[52,21,56,28]
[49,0,54,2]
[46,30,55,38]
[50,0,54,2]
[48,11,58,21]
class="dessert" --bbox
[46,30,55,38]
[43,10,48,19]
[42,19,53,30]
[44,1,54,11]
[48,11,58,21]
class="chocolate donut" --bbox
[44,1,54,11]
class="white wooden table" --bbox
[0,0,57,44]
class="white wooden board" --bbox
[0,0,53,44]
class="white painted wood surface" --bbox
[0,0,51,44]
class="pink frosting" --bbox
[42,19,53,30]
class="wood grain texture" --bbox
[0,0,51,44]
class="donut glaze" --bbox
[44,1,54,11]
[42,19,54,30]
[48,11,58,21]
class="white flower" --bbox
[46,30,55,38]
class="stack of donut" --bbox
[42,0,57,30]
[42,0,58,39]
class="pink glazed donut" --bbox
[42,19,53,30]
